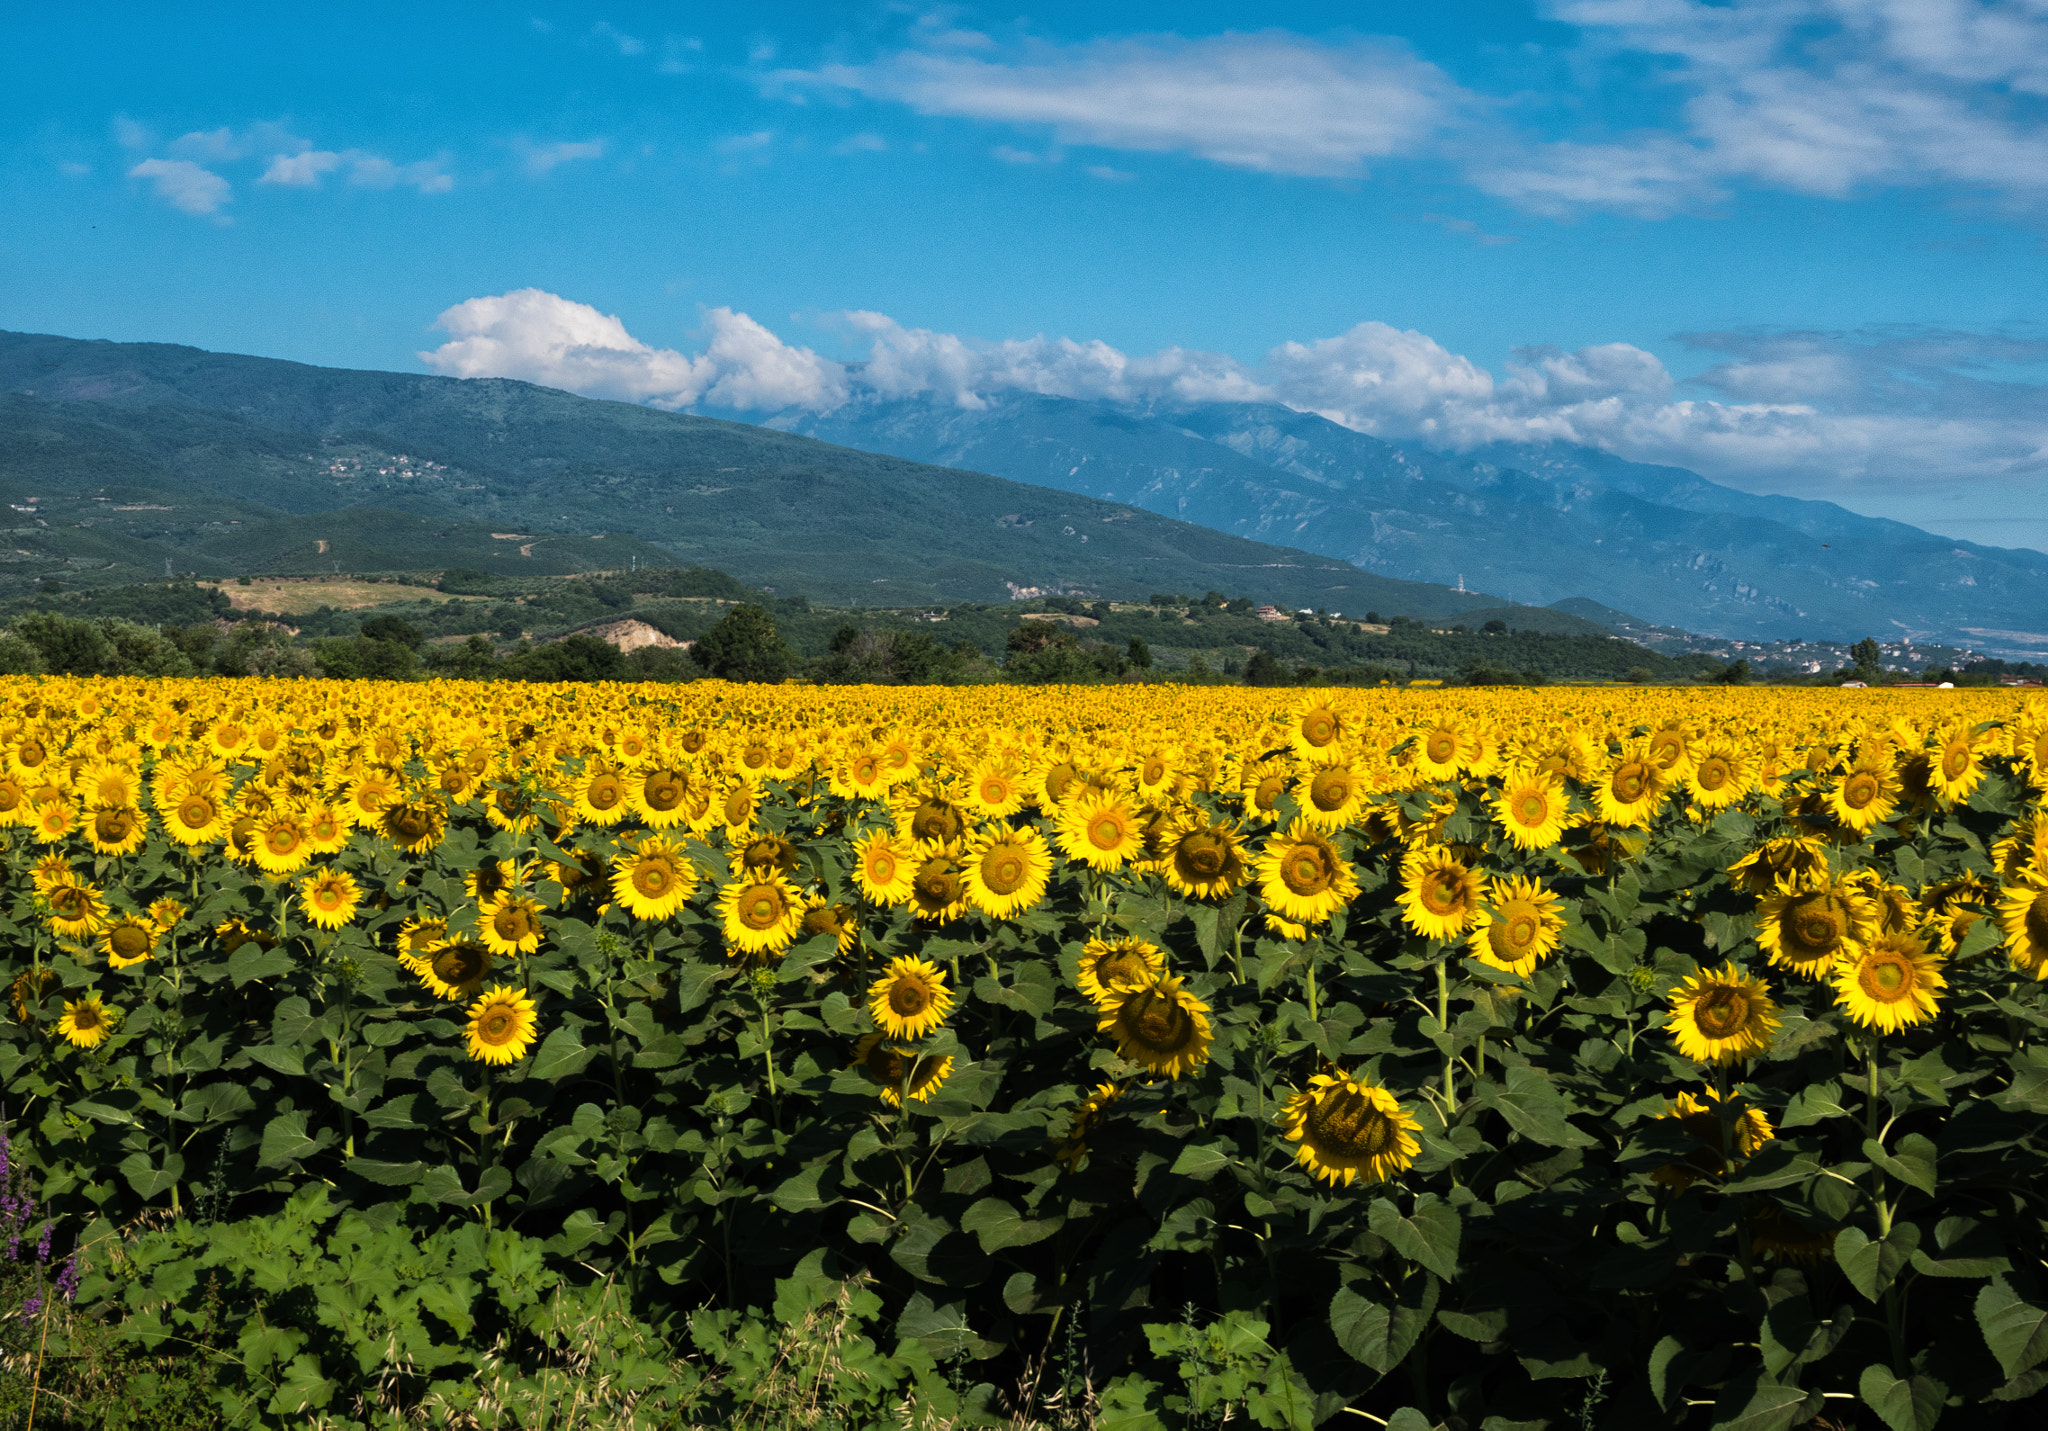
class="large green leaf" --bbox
[1330,1276,1439,1373]
[1857,1364,1947,1431]
[1976,1277,2048,1379]
[1369,1194,1461,1281]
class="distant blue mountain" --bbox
[773,392,2048,649]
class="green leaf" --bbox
[959,1197,1061,1253]
[1780,1080,1850,1128]
[1384,1411,1439,1431]
[895,1292,977,1359]
[1330,1276,1439,1373]
[1168,1142,1235,1180]
[1977,1276,2048,1379]
[346,1158,425,1186]
[228,942,296,987]
[1368,1194,1461,1281]
[1837,1224,1922,1301]
[118,1150,183,1201]
[1710,1382,1816,1431]
[243,1044,305,1078]
[258,1110,322,1169]
[1857,1364,1947,1431]
[1097,1374,1171,1431]
[1865,1134,1938,1197]
[527,1025,594,1081]
[1473,1066,1593,1149]
[769,1162,839,1213]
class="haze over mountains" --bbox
[0,330,1546,623]
[773,390,2048,655]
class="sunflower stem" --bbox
[1436,959,1454,1113]
[1715,1063,1757,1287]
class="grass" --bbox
[200,578,481,615]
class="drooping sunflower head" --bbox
[84,804,147,858]
[57,994,115,1050]
[1494,768,1569,851]
[1596,751,1666,827]
[851,829,917,906]
[1398,846,1483,941]
[1666,965,1780,1066]
[1831,933,1945,1033]
[1999,876,2048,978]
[102,917,159,970]
[1162,818,1245,901]
[1056,793,1144,871]
[483,892,546,956]
[380,797,447,855]
[1278,1072,1422,1187]
[464,988,539,1065]
[44,880,106,939]
[868,956,955,1042]
[297,868,361,930]
[852,1033,954,1107]
[719,873,806,957]
[1100,974,1213,1081]
[1050,1082,1122,1172]
[611,838,698,922]
[1757,879,1876,978]
[1467,875,1565,977]
[1649,1087,1775,1191]
[11,968,58,1025]
[732,834,801,878]
[411,940,494,1000]
[800,898,862,957]
[1728,836,1830,895]
[907,847,970,922]
[1255,821,1358,926]
[964,825,1052,919]
[1075,936,1167,1009]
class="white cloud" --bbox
[127,158,231,215]
[775,30,1462,178]
[991,145,1049,164]
[259,150,343,187]
[343,153,454,193]
[111,116,154,151]
[830,132,888,154]
[419,289,849,412]
[520,139,606,175]
[1086,164,1135,181]
[592,21,645,56]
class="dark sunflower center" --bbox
[2026,893,2048,948]
[723,790,752,825]
[1303,713,1337,746]
[433,946,486,984]
[1499,906,1540,953]
[1942,743,1971,780]
[1843,772,1880,809]
[1310,770,1352,812]
[1177,833,1229,879]
[911,800,962,844]
[1515,792,1549,825]
[742,745,770,771]
[739,887,785,930]
[1283,844,1335,896]
[1254,775,1286,811]
[110,925,151,958]
[1694,986,1750,1038]
[494,905,536,940]
[864,1043,905,1082]
[643,771,686,811]
[1859,953,1913,1001]
[480,1010,515,1042]
[73,1004,103,1032]
[1651,733,1686,769]
[914,859,963,906]
[1421,870,1467,916]
[588,776,624,810]
[634,861,675,898]
[1142,759,1167,785]
[852,756,880,784]
[1697,759,1731,791]
[50,888,89,917]
[1126,991,1193,1051]
[97,809,137,843]
[981,847,1028,895]
[18,740,45,767]
[177,797,215,829]
[1424,730,1457,764]
[889,979,930,1017]
[1611,762,1651,803]
[1786,895,1847,958]
[1306,1089,1395,1158]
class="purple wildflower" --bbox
[19,1294,40,1322]
[34,1223,51,1264]
[56,1254,79,1303]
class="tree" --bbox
[1243,649,1288,687]
[505,634,630,682]
[1851,637,1882,679]
[1482,619,1508,635]
[691,604,794,683]
[1713,659,1751,685]
[359,614,424,648]
[1127,636,1153,670]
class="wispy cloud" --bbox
[772,30,1463,179]
[1420,212,1519,245]
[830,132,888,155]
[519,139,606,175]
[591,21,644,56]
[256,147,452,193]
[127,158,231,216]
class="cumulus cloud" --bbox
[774,30,1462,178]
[127,158,231,215]
[520,139,606,175]
[418,289,849,412]
[259,150,342,187]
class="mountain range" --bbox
[0,330,1556,622]
[773,390,2048,654]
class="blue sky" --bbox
[6,2,2048,550]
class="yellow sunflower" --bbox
[303,803,351,853]
[84,805,148,858]
[1999,875,2048,978]
[1831,934,1945,1033]
[719,874,805,957]
[1056,793,1145,872]
[251,813,314,875]
[963,825,1053,919]
[1825,762,1900,834]
[1289,696,1349,760]
[1160,817,1246,901]
[851,830,917,906]
[799,897,862,957]
[57,994,116,1049]
[1051,1082,1122,1172]
[1409,724,1465,782]
[480,892,546,957]
[1466,875,1566,977]
[1756,879,1878,980]
[1294,761,1369,832]
[1666,966,1780,1066]
[101,917,160,970]
[298,868,361,930]
[1398,846,1484,941]
[1493,768,1569,850]
[1099,974,1213,1080]
[852,1034,955,1106]
[1278,1072,1421,1187]
[1595,751,1667,827]
[1685,745,1752,812]
[961,757,1028,819]
[31,797,78,845]
[1927,726,1987,805]
[1254,821,1358,925]
[1075,936,1168,1008]
[632,767,694,829]
[610,837,698,921]
[464,987,539,1064]
[379,798,447,855]
[44,881,105,940]
[1649,1087,1775,1191]
[868,957,955,1041]
[1729,836,1830,895]
[407,940,494,1001]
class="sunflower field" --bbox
[2,677,2048,1430]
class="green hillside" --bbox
[0,331,1577,620]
